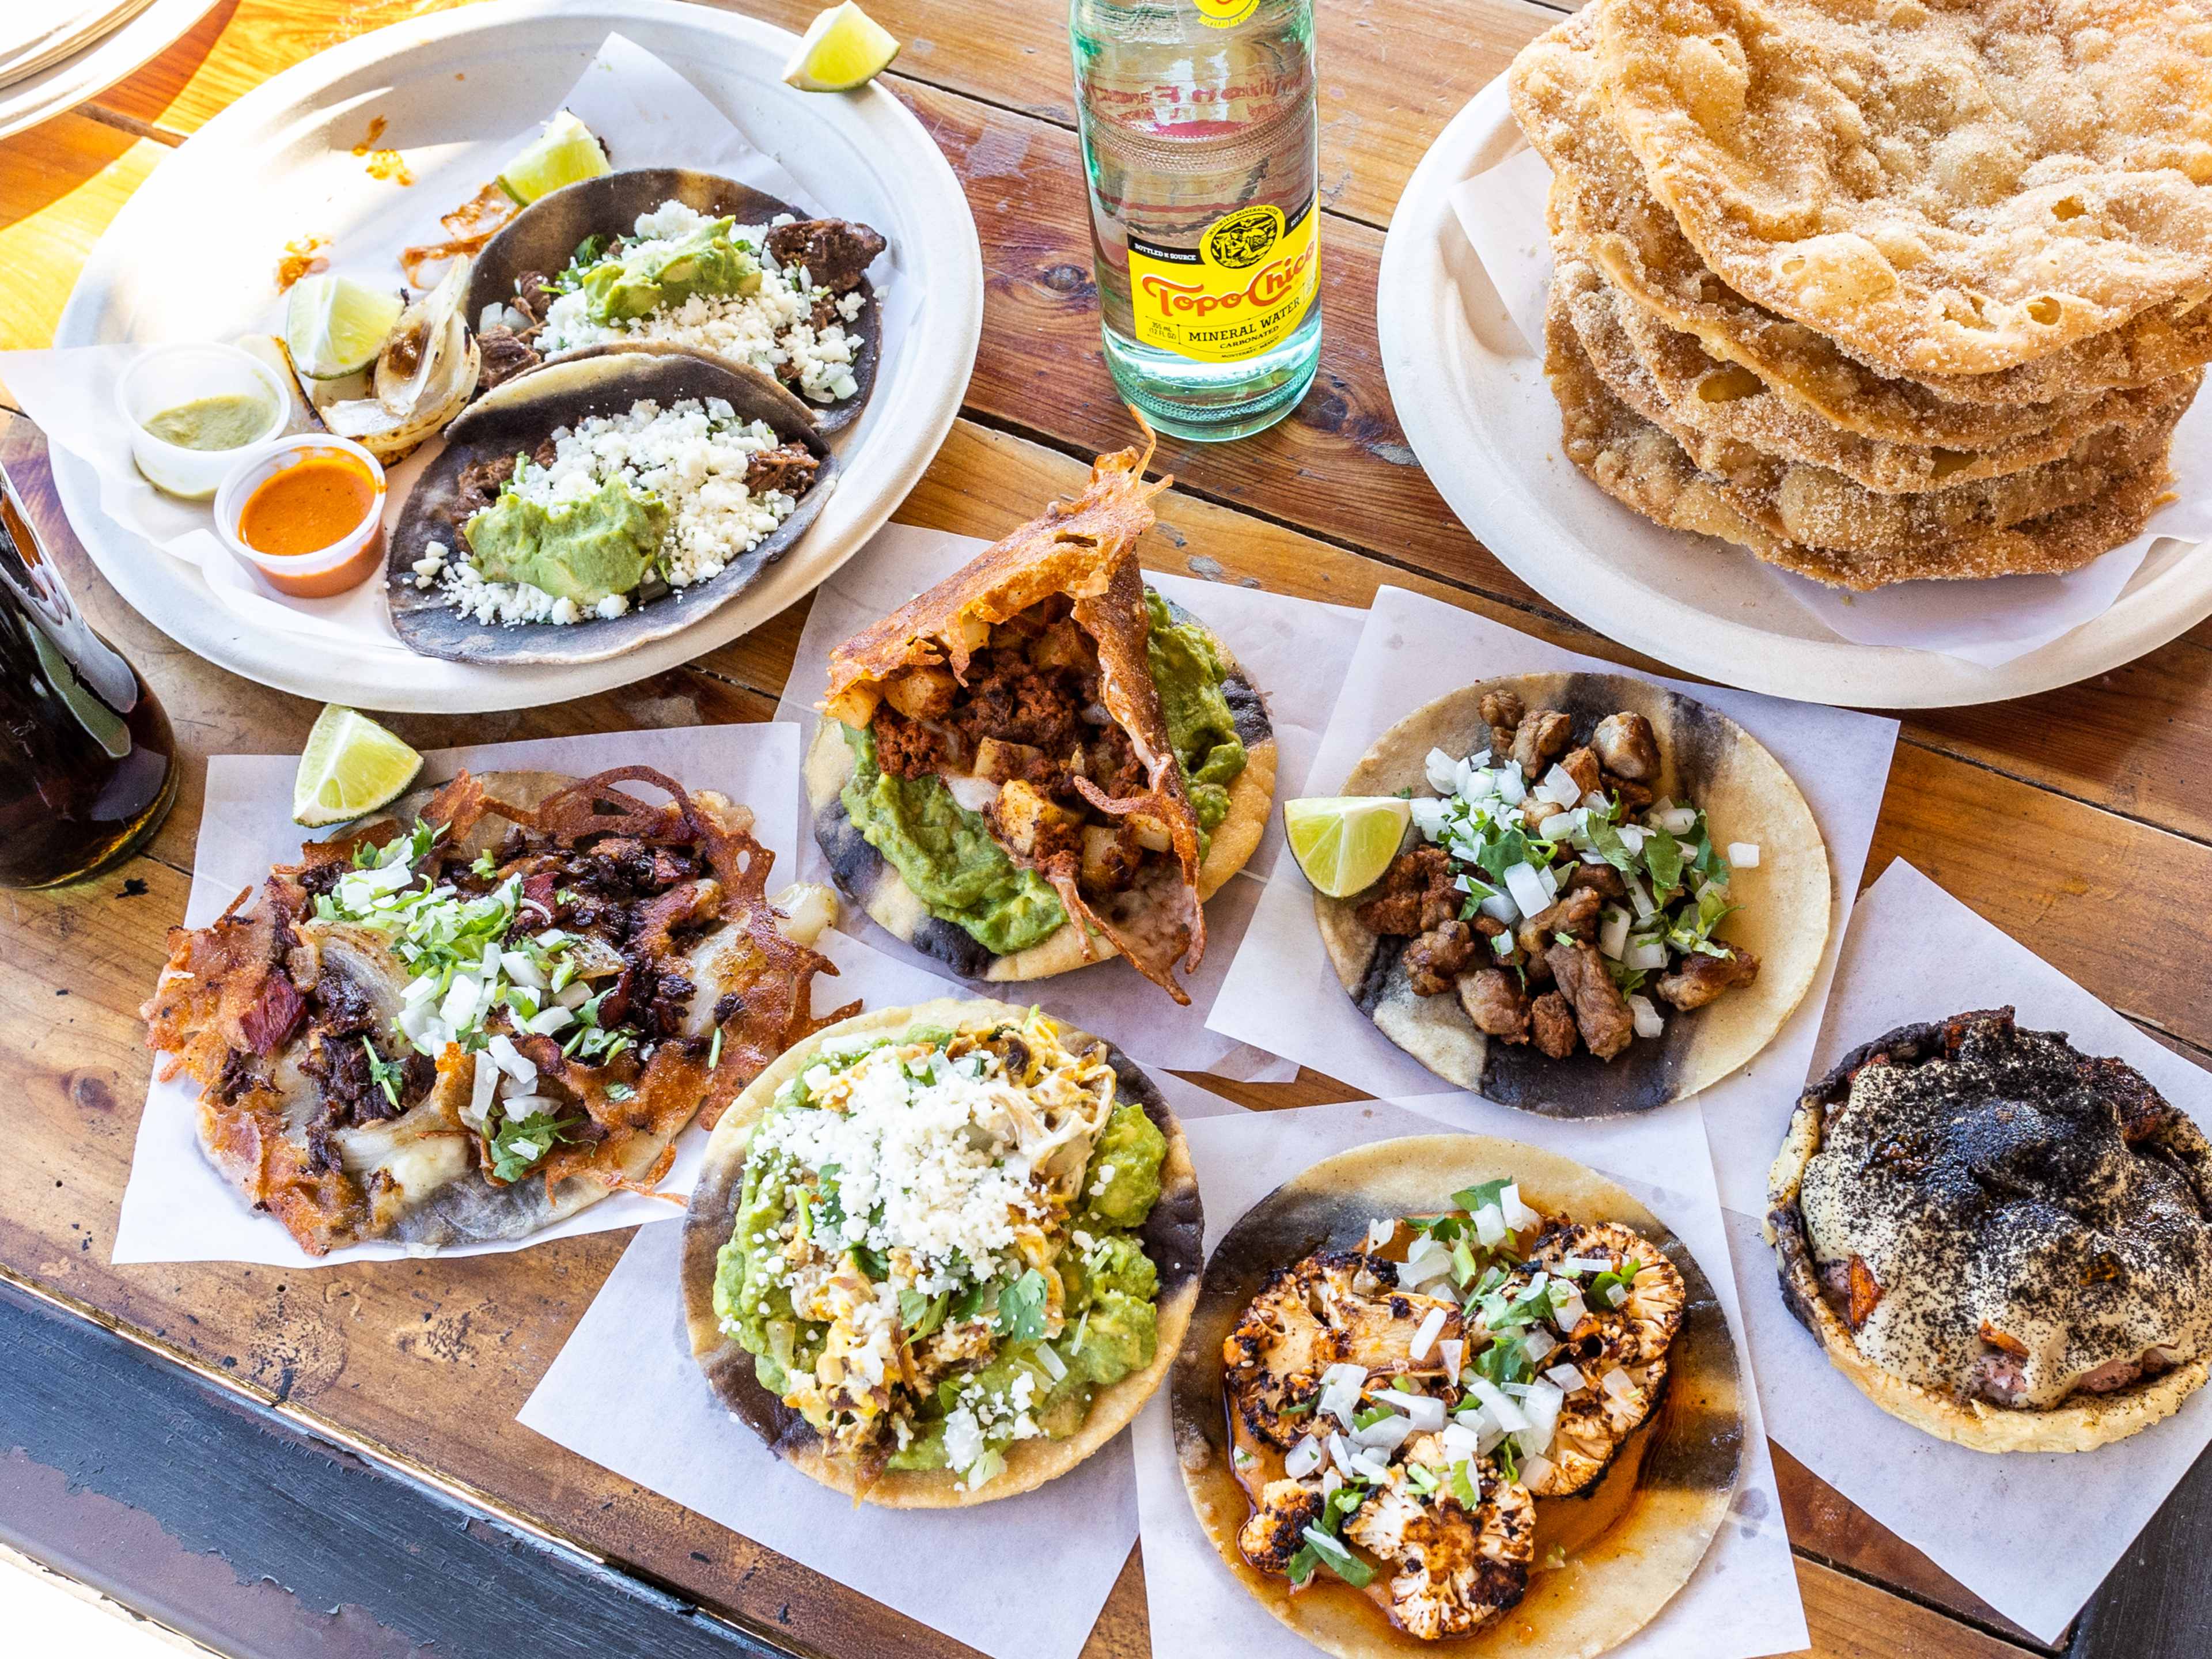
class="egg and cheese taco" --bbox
[140,767,849,1255]
[1175,1135,1741,1657]
[803,442,1278,1003]
[680,997,1203,1505]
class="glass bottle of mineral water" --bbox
[1071,0,1321,442]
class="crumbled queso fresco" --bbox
[418,396,801,627]
[536,202,866,406]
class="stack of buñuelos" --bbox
[1507,0,2212,589]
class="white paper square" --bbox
[1206,583,1896,1216]
[1721,859,2212,1643]
[1132,1095,1808,1659]
[771,520,1365,1080]
[518,1067,1244,1659]
[113,722,829,1268]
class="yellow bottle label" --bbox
[1125,199,1319,364]
[1192,0,1260,25]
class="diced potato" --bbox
[973,737,1046,783]
[991,779,1081,857]
[1081,824,1138,892]
[1029,618,1090,672]
[1127,813,1173,853]
[883,665,958,721]
[823,681,881,728]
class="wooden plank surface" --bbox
[1,0,2207,1656]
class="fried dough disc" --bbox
[1511,11,2212,430]
[1546,297,2178,589]
[1594,0,2212,378]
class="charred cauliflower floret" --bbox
[1342,1453,1535,1641]
[1522,1355,1669,1496]
[1222,1251,1464,1448]
[1237,1478,1327,1575]
[1529,1220,1686,1366]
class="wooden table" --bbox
[2,2,2208,1656]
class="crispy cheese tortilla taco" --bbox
[680,997,1203,1505]
[804,444,1278,1003]
[1315,674,1828,1116]
[140,766,848,1255]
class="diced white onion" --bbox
[1328,1432,1358,1476]
[1604,1279,1631,1307]
[1398,1249,1452,1290]
[1502,862,1549,921]
[1494,766,1527,805]
[1538,810,1578,840]
[1488,930,1516,960]
[1598,906,1631,960]
[1728,841,1761,868]
[1546,1363,1588,1393]
[1438,1339,1464,1378]
[1515,1380,1563,1457]
[1521,1453,1556,1488]
[558,980,592,1009]
[1537,861,1559,899]
[1425,747,1460,794]
[526,1005,574,1036]
[1500,1183,1541,1231]
[501,1094,554,1116]
[1521,1327,1557,1366]
[500,949,546,990]
[1353,1413,1415,1453]
[1285,1436,1324,1479]
[1351,1452,1394,1484]
[1624,874,1656,919]
[1552,1290,1589,1332]
[1539,764,1582,808]
[440,975,480,1031]
[1466,1377,1529,1433]
[1377,1389,1446,1431]
[1473,1204,1507,1247]
[402,974,439,1006]
[1601,1366,1637,1402]
[1617,823,1646,855]
[1624,939,1670,972]
[1441,1422,1483,1459]
[1557,1256,1611,1275]
[1366,1217,1397,1251]
[486,1032,534,1084]
[465,1051,498,1129]
[1582,791,1609,811]
[1408,1308,1449,1363]
[1629,994,1665,1040]
[1656,806,1698,835]
[1320,1362,1367,1390]
[1035,1346,1067,1381]
[1409,798,1449,842]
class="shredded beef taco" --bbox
[803,442,1278,1003]
[465,168,884,431]
[680,996,1204,1505]
[140,766,849,1255]
[388,346,834,665]
[1175,1134,1741,1657]
[1315,674,1828,1115]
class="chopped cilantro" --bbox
[488,1107,581,1183]
[1300,1526,1376,1589]
[994,1269,1050,1343]
[1451,1178,1512,1215]
[1353,1404,1394,1432]
[359,1040,404,1109]
[1450,1460,1480,1508]
[899,1289,950,1339]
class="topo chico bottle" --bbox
[1071,0,1321,442]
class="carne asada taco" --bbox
[804,444,1277,1003]
[680,996,1203,1505]
[387,346,833,665]
[1767,1007,2212,1453]
[140,767,850,1256]
[466,168,884,431]
[1176,1135,1740,1657]
[1313,675,1828,1115]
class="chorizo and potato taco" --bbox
[387,346,833,665]
[1313,674,1828,1115]
[1767,1006,2212,1453]
[804,443,1278,1003]
[680,997,1203,1505]
[466,166,884,431]
[140,767,847,1255]
[1175,1135,1741,1657]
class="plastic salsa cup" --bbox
[213,435,389,600]
[116,342,290,501]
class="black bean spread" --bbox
[1797,1009,2212,1410]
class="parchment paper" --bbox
[1722,858,2212,1642]
[1131,1094,1808,1659]
[1205,584,1896,1215]
[0,33,901,655]
[517,1066,1244,1659]
[772,521,1366,1081]
[112,721,849,1268]
[1448,145,2212,668]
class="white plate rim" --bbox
[1377,74,2212,710]
[50,0,981,714]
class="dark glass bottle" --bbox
[0,456,178,888]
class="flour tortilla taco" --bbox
[803,442,1278,1003]
[1174,1134,1742,1657]
[680,996,1203,1505]
[1314,674,1828,1116]
[141,766,847,1255]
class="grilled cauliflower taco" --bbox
[1768,1007,2212,1453]
[1175,1135,1741,1657]
[465,168,884,432]
[681,997,1203,1505]
[804,442,1277,1003]
[1313,674,1827,1116]
[140,767,846,1255]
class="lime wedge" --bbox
[1284,796,1413,899]
[498,109,611,204]
[782,2,902,92]
[285,274,404,381]
[294,706,423,827]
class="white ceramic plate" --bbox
[0,0,211,142]
[52,0,980,712]
[1377,76,2212,708]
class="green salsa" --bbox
[142,391,274,453]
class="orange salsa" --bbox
[239,452,377,558]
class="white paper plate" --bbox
[1377,76,2212,708]
[0,0,211,142]
[51,0,980,712]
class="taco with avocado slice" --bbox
[465,167,884,432]
[1175,1134,1743,1657]
[139,766,850,1256]
[803,441,1278,1003]
[1308,673,1829,1117]
[680,996,1203,1505]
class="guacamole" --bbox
[839,589,1251,955]
[463,475,662,604]
[575,217,759,325]
[711,1016,1169,1488]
